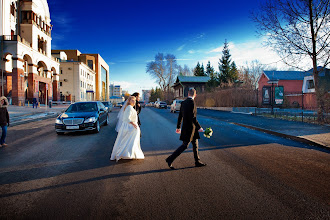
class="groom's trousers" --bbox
[167,139,200,163]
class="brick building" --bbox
[258,69,329,109]
[0,0,60,105]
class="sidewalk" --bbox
[198,108,330,150]
[8,104,69,126]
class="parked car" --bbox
[102,101,113,112]
[139,101,146,108]
[170,99,183,112]
[158,101,168,109]
[154,101,160,108]
[55,101,109,135]
[116,102,124,107]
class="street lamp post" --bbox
[267,79,279,115]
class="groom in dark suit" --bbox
[131,92,141,126]
[165,88,206,169]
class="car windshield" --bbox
[102,102,109,107]
[66,103,98,113]
[177,100,182,103]
[160,102,166,104]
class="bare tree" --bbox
[165,54,178,91]
[146,53,166,91]
[178,65,192,76]
[242,60,264,89]
[146,53,178,101]
[252,0,330,122]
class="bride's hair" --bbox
[124,96,136,111]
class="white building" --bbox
[142,89,151,103]
[0,0,60,105]
[52,51,96,102]
[110,84,122,97]
[52,49,110,101]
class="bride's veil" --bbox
[115,100,127,132]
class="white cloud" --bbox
[200,39,289,70]
[188,50,195,54]
[113,81,135,91]
[177,44,185,51]
[112,80,158,95]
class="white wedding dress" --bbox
[110,105,144,161]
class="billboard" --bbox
[275,86,284,105]
[262,87,271,105]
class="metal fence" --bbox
[253,107,329,124]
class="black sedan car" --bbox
[55,101,109,135]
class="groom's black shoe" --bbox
[165,158,175,170]
[195,161,207,167]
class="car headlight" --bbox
[84,117,97,123]
[55,118,63,124]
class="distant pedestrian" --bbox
[0,96,9,147]
[33,98,38,108]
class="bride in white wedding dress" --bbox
[110,96,144,161]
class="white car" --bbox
[170,100,183,112]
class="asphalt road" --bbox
[0,107,329,219]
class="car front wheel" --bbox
[104,115,109,125]
[94,120,100,133]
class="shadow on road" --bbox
[0,166,195,198]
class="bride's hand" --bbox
[131,122,138,129]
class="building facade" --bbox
[52,50,110,101]
[0,0,60,105]
[52,51,96,102]
[142,89,150,103]
[172,76,210,99]
[110,84,122,97]
[258,69,329,109]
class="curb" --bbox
[232,122,329,150]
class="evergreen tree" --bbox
[200,63,205,76]
[193,62,206,76]
[218,40,235,84]
[229,61,239,82]
[205,61,218,88]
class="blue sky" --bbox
[48,0,282,94]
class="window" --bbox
[59,82,62,86]
[60,69,63,74]
[87,60,93,70]
[307,80,315,89]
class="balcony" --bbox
[2,35,58,62]
[2,35,32,48]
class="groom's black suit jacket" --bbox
[134,101,141,126]
[177,97,201,143]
